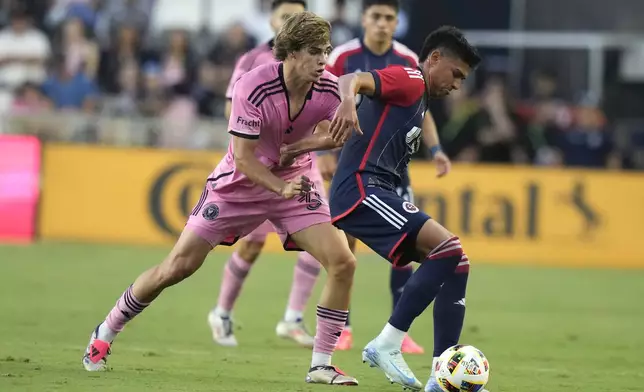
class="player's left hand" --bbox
[279,144,296,167]
[433,151,451,178]
[330,100,363,144]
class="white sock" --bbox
[375,323,406,348]
[284,308,303,323]
[97,322,117,342]
[311,352,332,368]
[343,325,352,332]
[214,306,230,318]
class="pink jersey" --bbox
[225,41,277,99]
[211,62,340,202]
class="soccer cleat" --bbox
[336,327,353,350]
[362,339,423,391]
[207,310,238,347]
[425,377,489,392]
[401,334,425,354]
[82,324,111,371]
[276,320,315,347]
[305,365,359,385]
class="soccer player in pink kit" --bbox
[209,0,321,349]
[82,12,359,385]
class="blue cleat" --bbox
[362,339,423,391]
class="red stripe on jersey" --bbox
[359,104,391,170]
[388,232,409,266]
[331,174,366,224]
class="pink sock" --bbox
[285,252,320,320]
[312,305,349,366]
[105,285,150,333]
[216,252,253,312]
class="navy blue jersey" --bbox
[330,65,428,219]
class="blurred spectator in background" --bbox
[102,59,141,117]
[330,0,357,47]
[42,53,98,113]
[439,84,482,163]
[0,8,51,112]
[11,82,51,115]
[98,24,151,94]
[56,17,99,80]
[160,29,196,91]
[440,76,531,164]
[476,76,529,164]
[549,94,621,169]
[193,60,220,118]
[208,22,256,67]
[138,62,166,118]
[95,0,152,46]
[160,83,197,149]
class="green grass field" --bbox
[1,242,643,392]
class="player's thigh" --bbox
[289,222,355,273]
[268,189,355,271]
[237,220,274,262]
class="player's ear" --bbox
[430,50,441,65]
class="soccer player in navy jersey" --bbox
[280,26,485,391]
[321,0,437,354]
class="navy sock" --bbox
[388,237,462,332]
[433,265,469,357]
[390,266,413,310]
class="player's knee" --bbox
[237,240,265,263]
[326,253,356,283]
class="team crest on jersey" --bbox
[402,202,419,213]
[202,203,219,220]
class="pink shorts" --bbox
[185,175,328,251]
[239,169,326,243]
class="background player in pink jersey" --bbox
[320,0,435,354]
[82,12,360,386]
[210,0,321,350]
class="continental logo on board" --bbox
[414,181,600,240]
[148,162,212,237]
[39,144,644,268]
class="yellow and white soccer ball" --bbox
[435,345,490,392]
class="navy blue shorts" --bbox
[332,186,430,267]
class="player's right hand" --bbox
[317,154,337,181]
[330,100,362,144]
[280,175,312,199]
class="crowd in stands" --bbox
[0,0,634,169]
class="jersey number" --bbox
[406,126,422,154]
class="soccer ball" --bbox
[434,345,490,392]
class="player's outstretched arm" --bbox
[329,72,377,143]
